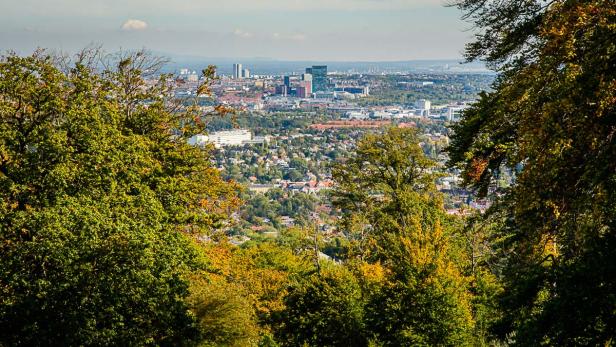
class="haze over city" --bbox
[1,0,470,61]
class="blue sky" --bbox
[0,0,472,61]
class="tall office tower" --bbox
[233,63,243,79]
[311,65,328,93]
[284,75,291,88]
[298,81,312,97]
[305,67,313,75]
[242,68,251,78]
[302,73,313,94]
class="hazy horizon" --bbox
[0,0,473,61]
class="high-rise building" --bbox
[311,65,328,93]
[302,73,312,87]
[242,68,251,78]
[233,63,243,79]
[284,75,291,88]
[301,74,313,94]
[299,80,312,96]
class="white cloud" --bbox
[272,32,306,41]
[121,19,148,31]
[233,29,254,39]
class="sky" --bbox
[0,0,473,61]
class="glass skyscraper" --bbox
[310,65,328,93]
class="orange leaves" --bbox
[467,157,488,184]
[198,198,211,209]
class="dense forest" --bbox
[0,0,614,346]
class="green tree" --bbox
[0,50,238,345]
[274,265,367,347]
[449,0,616,344]
[332,128,475,346]
[187,280,259,347]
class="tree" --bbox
[196,237,313,346]
[187,280,259,347]
[448,0,616,344]
[0,50,238,345]
[274,265,367,347]
[332,128,475,346]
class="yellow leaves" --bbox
[545,200,561,220]
[404,238,436,272]
[595,78,616,118]
[201,242,234,280]
[544,23,566,39]
[564,63,582,82]
[549,138,573,158]
[0,147,11,166]
[542,234,559,262]
[195,241,308,329]
[358,261,387,284]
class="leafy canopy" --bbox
[449,0,616,344]
[0,49,238,345]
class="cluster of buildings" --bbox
[157,66,493,235]
[272,65,326,98]
[271,65,368,99]
[342,100,468,122]
[179,68,200,82]
[275,71,315,98]
[233,63,251,79]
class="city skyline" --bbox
[1,0,472,61]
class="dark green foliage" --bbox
[1,196,200,346]
[449,0,616,344]
[274,266,367,347]
[365,276,472,347]
[187,281,260,347]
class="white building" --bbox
[346,111,369,120]
[446,104,468,122]
[186,73,198,82]
[415,99,431,117]
[209,129,251,146]
[187,134,209,147]
[188,130,268,148]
